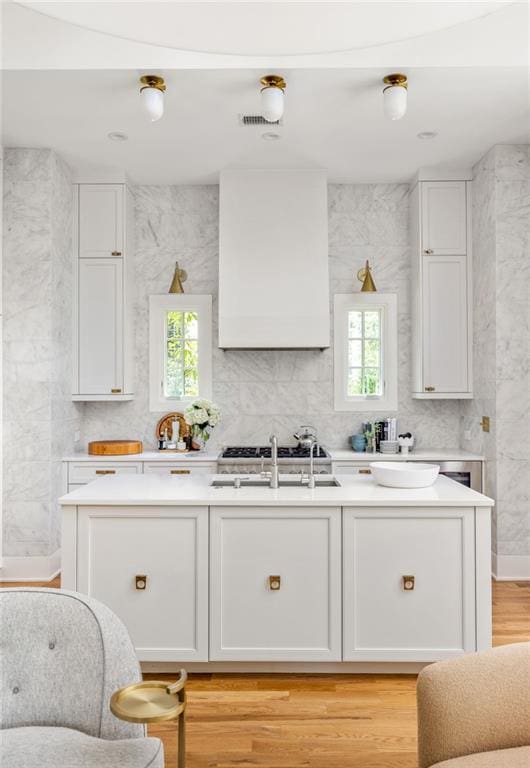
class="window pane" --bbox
[348,339,362,367]
[364,311,380,339]
[347,368,362,396]
[184,368,199,397]
[364,338,380,367]
[184,312,198,340]
[348,310,362,338]
[362,368,381,395]
[166,311,183,339]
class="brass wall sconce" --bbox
[169,261,187,293]
[357,260,377,292]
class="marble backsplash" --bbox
[81,183,462,451]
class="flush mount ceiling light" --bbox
[260,75,286,123]
[139,75,166,122]
[417,131,438,140]
[382,73,408,121]
[107,131,128,142]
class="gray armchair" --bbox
[0,588,163,768]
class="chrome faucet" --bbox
[269,434,279,489]
[307,439,317,489]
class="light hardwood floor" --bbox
[2,578,529,767]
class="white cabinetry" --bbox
[143,462,217,476]
[411,180,472,398]
[77,505,208,661]
[73,183,134,400]
[209,506,342,661]
[343,507,476,661]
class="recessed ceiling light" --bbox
[108,131,128,142]
[417,131,438,140]
[262,132,281,141]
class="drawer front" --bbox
[343,507,476,661]
[143,462,216,476]
[77,506,208,661]
[68,462,142,484]
[210,506,342,661]
[332,463,374,475]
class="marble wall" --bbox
[461,145,530,569]
[3,149,81,558]
[81,183,462,451]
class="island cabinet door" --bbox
[343,507,476,662]
[209,506,342,661]
[77,506,208,662]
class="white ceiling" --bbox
[2,66,528,184]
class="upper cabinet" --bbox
[72,183,135,401]
[78,184,124,258]
[410,179,473,399]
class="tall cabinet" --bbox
[72,184,135,400]
[410,179,473,399]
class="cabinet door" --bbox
[210,506,342,661]
[78,258,123,395]
[343,508,476,661]
[79,184,124,258]
[143,462,217,476]
[77,506,208,661]
[421,181,467,255]
[332,463,374,476]
[422,254,469,393]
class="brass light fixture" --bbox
[357,260,377,292]
[169,261,187,294]
[260,74,286,122]
[382,73,408,120]
[139,75,166,122]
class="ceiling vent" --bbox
[239,114,283,126]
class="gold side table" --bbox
[111,669,187,768]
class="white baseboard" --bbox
[0,549,61,582]
[492,552,530,581]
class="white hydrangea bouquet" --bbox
[184,398,221,449]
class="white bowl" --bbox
[370,461,440,488]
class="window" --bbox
[149,295,212,412]
[334,293,397,411]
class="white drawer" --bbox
[68,462,142,484]
[332,463,374,475]
[143,462,216,476]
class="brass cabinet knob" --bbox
[358,468,371,475]
[135,574,148,590]
[95,469,116,475]
[424,248,434,254]
[111,388,122,394]
[425,386,436,392]
[268,575,281,591]
[402,575,415,591]
[111,251,122,256]
[170,469,191,475]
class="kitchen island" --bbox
[60,473,493,673]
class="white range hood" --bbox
[219,169,330,349]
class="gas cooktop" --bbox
[219,445,330,461]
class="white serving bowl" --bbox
[370,461,440,488]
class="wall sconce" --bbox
[357,260,377,292]
[169,261,187,294]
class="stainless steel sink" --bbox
[211,477,341,488]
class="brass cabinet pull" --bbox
[111,251,122,256]
[425,386,436,392]
[402,575,415,591]
[424,248,434,254]
[111,388,122,394]
[95,469,116,475]
[268,575,281,591]
[135,574,147,590]
[170,469,191,475]
[358,468,371,474]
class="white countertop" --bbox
[329,449,484,462]
[59,473,493,508]
[62,450,219,463]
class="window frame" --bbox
[149,294,212,412]
[333,293,398,412]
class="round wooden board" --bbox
[156,412,189,442]
[88,440,143,456]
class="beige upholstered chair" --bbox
[0,588,164,768]
[417,642,530,767]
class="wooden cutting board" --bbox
[88,440,143,456]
